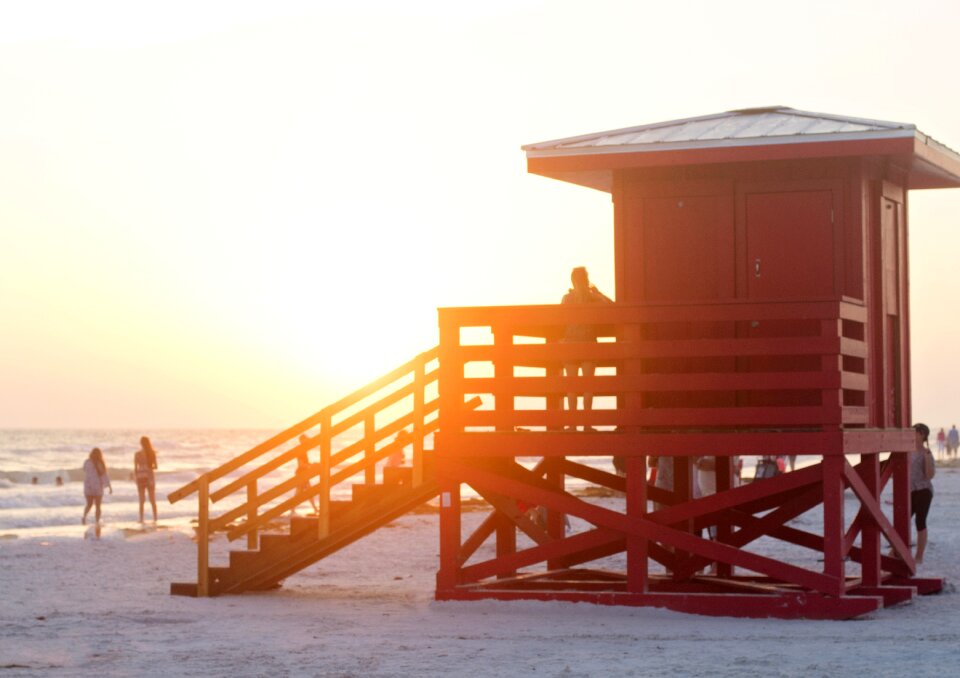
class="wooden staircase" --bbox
[171,463,438,596]
[167,347,480,597]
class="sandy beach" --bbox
[2,462,959,677]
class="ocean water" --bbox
[0,428,628,539]
[2,429,846,540]
[0,429,285,538]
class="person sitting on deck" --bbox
[561,266,612,425]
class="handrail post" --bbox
[413,358,425,487]
[364,414,376,485]
[197,476,210,597]
[246,479,258,550]
[319,410,331,539]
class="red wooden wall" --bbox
[611,158,910,429]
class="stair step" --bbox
[382,466,413,487]
[208,566,232,589]
[289,516,335,540]
[170,582,198,597]
[352,483,394,505]
[259,533,292,552]
[229,549,261,569]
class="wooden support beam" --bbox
[821,455,846,596]
[441,459,840,596]
[197,478,210,598]
[626,455,647,593]
[842,459,913,567]
[437,473,462,592]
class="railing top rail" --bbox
[439,299,863,326]
[167,345,439,504]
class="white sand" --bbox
[2,467,960,677]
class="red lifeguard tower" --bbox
[170,107,960,619]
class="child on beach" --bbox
[911,423,936,565]
[134,436,159,523]
[82,448,112,524]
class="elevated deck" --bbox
[433,300,933,618]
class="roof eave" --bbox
[526,131,960,192]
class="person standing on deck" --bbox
[561,267,613,424]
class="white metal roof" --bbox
[523,106,960,192]
[523,106,919,157]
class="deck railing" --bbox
[167,347,442,596]
[437,299,868,455]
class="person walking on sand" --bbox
[910,423,936,565]
[948,425,959,458]
[936,427,945,455]
[561,266,613,424]
[134,436,159,523]
[82,448,112,524]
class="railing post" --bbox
[492,326,513,433]
[822,317,844,424]
[413,358,425,487]
[197,476,210,597]
[364,413,376,485]
[246,479,258,550]
[319,410,331,539]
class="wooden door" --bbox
[745,190,835,300]
[624,191,736,408]
[632,194,736,302]
[740,189,836,408]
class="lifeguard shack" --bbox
[432,107,960,618]
[169,107,959,619]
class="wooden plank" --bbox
[859,453,882,587]
[466,370,843,395]
[651,464,822,527]
[456,337,843,363]
[442,459,839,595]
[626,456,647,593]
[439,300,848,326]
[463,405,841,428]
[558,459,626,492]
[842,459,913,567]
[459,528,624,584]
[438,430,847,457]
[440,587,882,620]
[822,456,846,596]
[475,488,552,546]
[436,466,462,592]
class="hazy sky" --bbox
[2,0,960,429]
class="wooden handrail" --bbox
[169,345,475,593]
[438,299,870,437]
[223,396,482,542]
[168,347,439,505]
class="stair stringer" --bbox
[215,480,440,595]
